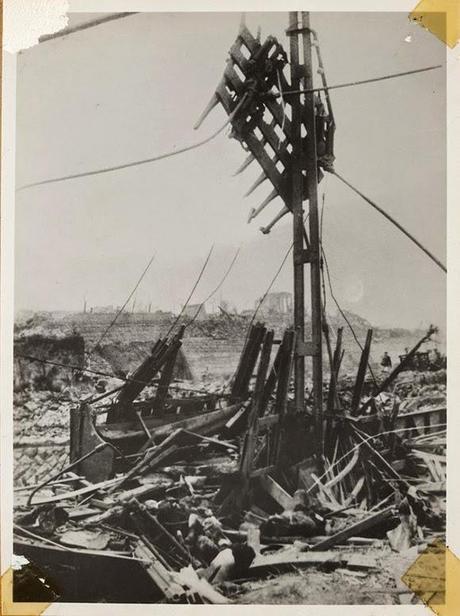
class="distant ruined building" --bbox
[256,292,293,316]
[182,303,208,321]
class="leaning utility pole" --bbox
[195,11,327,453]
[288,12,323,449]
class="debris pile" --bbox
[13,322,446,604]
[13,390,75,486]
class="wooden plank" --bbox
[311,506,395,551]
[113,339,167,409]
[240,329,274,478]
[31,477,122,506]
[239,130,287,200]
[174,567,229,604]
[249,465,276,479]
[271,329,295,465]
[249,549,345,576]
[218,87,287,198]
[260,340,285,410]
[231,324,261,400]
[324,447,360,489]
[351,329,373,411]
[100,403,241,443]
[134,540,185,601]
[153,327,184,415]
[327,327,343,413]
[223,65,291,169]
[237,324,266,400]
[182,430,238,451]
[228,42,293,135]
[258,474,293,510]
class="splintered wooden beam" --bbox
[258,473,293,510]
[239,325,267,398]
[271,329,296,466]
[231,323,266,400]
[260,206,290,234]
[327,327,343,413]
[108,338,169,422]
[100,403,241,443]
[358,326,437,414]
[260,335,286,410]
[247,188,279,222]
[310,506,395,551]
[351,328,373,412]
[240,329,274,478]
[153,326,185,414]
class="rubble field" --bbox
[12,314,446,605]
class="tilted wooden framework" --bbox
[195,24,334,234]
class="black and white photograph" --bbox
[1,4,455,610]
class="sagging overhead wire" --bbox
[15,353,132,385]
[276,64,442,98]
[164,244,215,338]
[331,170,447,273]
[18,94,249,191]
[90,253,156,353]
[321,245,379,388]
[244,213,311,344]
[17,63,441,193]
[185,247,241,328]
[15,353,214,398]
[223,230,299,395]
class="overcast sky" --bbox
[15,12,446,329]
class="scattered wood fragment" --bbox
[31,477,122,506]
[311,506,395,551]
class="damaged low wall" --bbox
[14,333,86,392]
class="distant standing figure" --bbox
[381,351,392,373]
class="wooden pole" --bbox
[301,12,323,454]
[288,12,306,417]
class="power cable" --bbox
[185,247,241,328]
[18,94,249,191]
[331,170,446,273]
[321,246,379,388]
[39,13,138,43]
[164,244,215,338]
[319,187,338,344]
[319,190,328,314]
[247,216,309,335]
[16,353,221,399]
[277,64,442,98]
[16,354,143,386]
[90,253,156,353]
[222,224,304,394]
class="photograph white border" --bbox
[1,1,458,613]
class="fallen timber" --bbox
[13,316,446,604]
